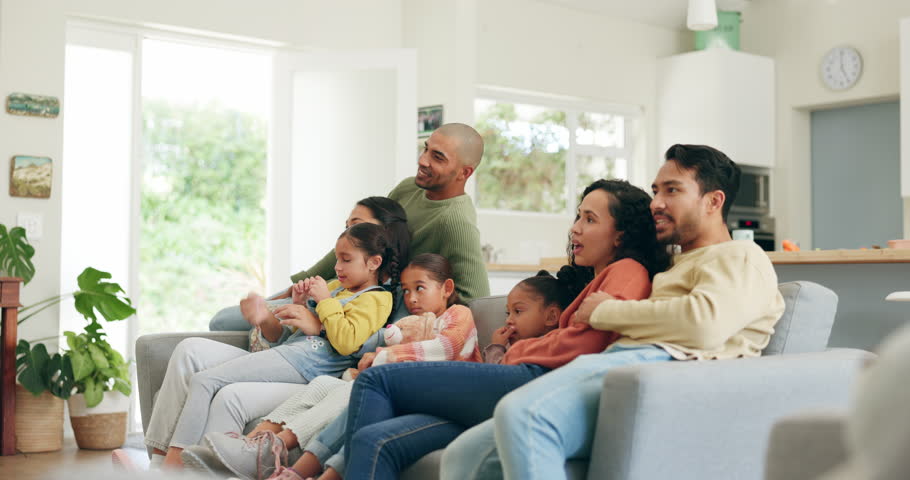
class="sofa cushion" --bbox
[763,281,838,356]
[468,295,507,351]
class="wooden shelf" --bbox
[0,277,21,456]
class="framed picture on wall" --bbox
[418,105,443,138]
[9,155,53,198]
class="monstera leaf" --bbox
[15,339,74,399]
[0,224,36,284]
[73,267,136,340]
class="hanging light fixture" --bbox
[687,0,718,31]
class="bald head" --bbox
[435,123,484,168]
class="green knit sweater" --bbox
[290,177,491,303]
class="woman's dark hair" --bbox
[402,253,462,307]
[560,179,671,292]
[338,222,404,286]
[356,196,411,269]
[664,144,741,221]
[516,270,574,311]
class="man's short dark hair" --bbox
[664,144,741,221]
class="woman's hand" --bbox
[358,352,377,370]
[273,304,323,335]
[307,276,331,302]
[572,292,614,325]
[490,325,515,346]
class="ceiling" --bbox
[539,0,753,30]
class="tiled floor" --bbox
[0,433,149,480]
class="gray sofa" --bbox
[136,281,873,479]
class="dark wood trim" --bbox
[0,277,21,456]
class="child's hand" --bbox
[491,325,515,346]
[273,304,323,335]
[307,276,331,302]
[358,352,377,370]
[291,280,308,305]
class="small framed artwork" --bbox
[6,92,60,118]
[418,105,443,138]
[10,156,52,199]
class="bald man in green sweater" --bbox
[210,123,490,331]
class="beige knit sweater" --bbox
[590,240,785,360]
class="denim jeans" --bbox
[443,344,674,480]
[343,361,549,479]
[304,408,349,475]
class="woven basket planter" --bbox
[68,391,129,450]
[15,385,64,453]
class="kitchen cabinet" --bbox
[900,18,910,197]
[658,49,775,168]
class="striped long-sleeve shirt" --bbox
[372,304,482,365]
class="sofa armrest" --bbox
[136,331,249,434]
[587,349,872,480]
[764,410,847,480]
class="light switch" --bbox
[17,213,43,240]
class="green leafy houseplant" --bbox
[16,267,136,407]
[0,224,36,284]
[15,339,75,399]
[63,267,136,408]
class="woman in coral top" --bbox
[337,179,669,479]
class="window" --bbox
[474,91,635,215]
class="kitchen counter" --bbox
[767,249,910,264]
[487,250,910,272]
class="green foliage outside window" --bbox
[474,102,569,214]
[140,100,267,333]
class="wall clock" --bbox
[820,46,862,91]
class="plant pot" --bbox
[14,385,64,453]
[67,391,129,450]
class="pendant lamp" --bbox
[687,0,718,31]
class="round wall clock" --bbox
[820,46,863,91]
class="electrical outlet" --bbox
[17,213,43,241]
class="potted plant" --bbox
[14,340,73,452]
[60,267,135,450]
[16,266,136,450]
[5,225,136,450]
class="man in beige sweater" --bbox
[441,144,786,480]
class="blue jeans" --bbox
[442,344,673,480]
[343,361,549,479]
[304,407,348,475]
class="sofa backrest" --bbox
[763,281,838,356]
[467,280,838,356]
[467,295,507,350]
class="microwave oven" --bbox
[731,167,769,215]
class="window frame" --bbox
[473,86,640,218]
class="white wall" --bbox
[0,0,67,347]
[402,0,476,126]
[0,0,403,348]
[741,0,910,248]
[473,0,689,262]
